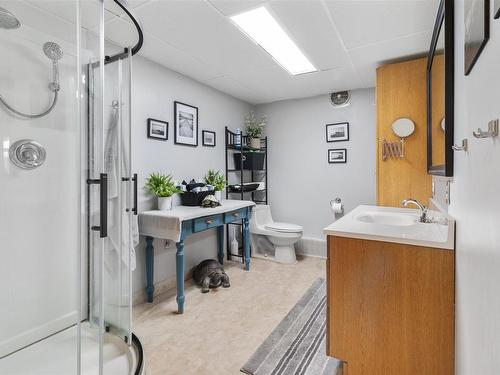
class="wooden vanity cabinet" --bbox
[327,235,454,375]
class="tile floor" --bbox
[133,256,326,375]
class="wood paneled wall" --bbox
[376,57,432,207]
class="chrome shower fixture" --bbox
[0,39,63,119]
[43,42,63,92]
[0,6,20,30]
[9,139,47,170]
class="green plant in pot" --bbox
[204,169,226,201]
[145,173,182,210]
[245,111,267,150]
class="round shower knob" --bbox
[9,139,46,169]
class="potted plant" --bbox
[245,111,267,150]
[145,172,182,210]
[204,169,226,201]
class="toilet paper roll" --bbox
[330,202,344,214]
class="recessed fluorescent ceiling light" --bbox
[231,7,317,75]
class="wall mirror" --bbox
[427,0,454,176]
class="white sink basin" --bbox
[356,212,417,227]
[323,205,455,250]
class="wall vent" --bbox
[330,91,350,108]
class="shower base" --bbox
[0,322,144,375]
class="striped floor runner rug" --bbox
[241,278,341,375]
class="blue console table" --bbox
[139,200,255,314]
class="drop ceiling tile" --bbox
[104,0,150,18]
[204,75,262,103]
[15,0,442,104]
[103,13,138,47]
[269,0,351,71]
[133,0,278,75]
[232,65,363,104]
[104,16,223,82]
[207,0,266,16]
[24,0,117,30]
[348,30,432,87]
[324,0,439,50]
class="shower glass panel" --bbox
[82,0,107,373]
[88,47,134,344]
[86,4,136,369]
[0,0,81,371]
[0,0,139,372]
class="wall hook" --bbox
[473,119,499,138]
[452,139,468,152]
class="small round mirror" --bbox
[391,118,415,138]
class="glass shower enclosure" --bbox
[0,0,142,373]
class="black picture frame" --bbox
[494,0,500,18]
[427,0,455,177]
[464,0,489,75]
[328,148,347,164]
[147,118,168,141]
[174,101,199,146]
[326,122,349,142]
[202,130,216,147]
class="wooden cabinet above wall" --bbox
[376,57,432,207]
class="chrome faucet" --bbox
[402,198,429,223]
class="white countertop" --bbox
[323,205,455,250]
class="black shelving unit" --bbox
[225,126,268,261]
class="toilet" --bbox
[250,205,303,264]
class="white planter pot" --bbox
[214,190,222,201]
[249,137,261,150]
[158,196,173,210]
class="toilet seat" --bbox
[265,222,303,233]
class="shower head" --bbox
[43,42,63,92]
[43,42,63,61]
[0,7,20,29]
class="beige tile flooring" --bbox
[133,256,326,375]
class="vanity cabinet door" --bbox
[327,236,454,375]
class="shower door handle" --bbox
[87,173,108,238]
[132,173,138,215]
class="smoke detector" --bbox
[330,91,351,108]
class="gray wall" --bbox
[255,89,377,244]
[131,56,251,297]
[448,1,500,373]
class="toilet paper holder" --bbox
[330,198,344,215]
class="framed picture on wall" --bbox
[202,130,216,147]
[147,118,168,141]
[464,0,490,75]
[326,122,349,142]
[174,101,198,146]
[328,148,347,164]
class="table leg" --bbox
[243,217,250,271]
[217,225,224,265]
[176,240,185,314]
[145,236,155,303]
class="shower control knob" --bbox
[9,139,46,170]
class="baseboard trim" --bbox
[133,270,194,306]
[296,237,327,258]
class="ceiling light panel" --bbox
[230,6,317,75]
